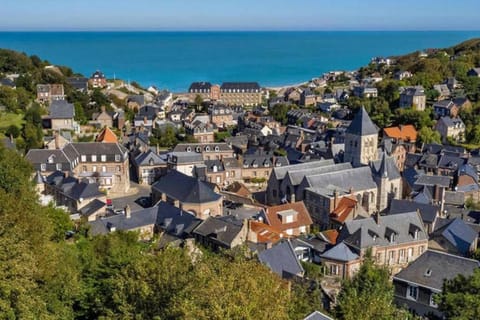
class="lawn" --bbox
[0,112,25,131]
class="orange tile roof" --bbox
[249,220,288,244]
[320,229,339,245]
[330,196,357,223]
[264,201,313,232]
[226,181,251,198]
[383,125,417,142]
[96,127,118,143]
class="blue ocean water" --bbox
[0,31,479,92]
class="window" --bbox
[115,155,121,162]
[56,163,62,171]
[407,247,414,260]
[102,166,106,172]
[82,165,87,173]
[388,250,395,263]
[419,246,425,255]
[407,285,418,301]
[330,264,339,276]
[40,163,46,172]
[101,155,106,162]
[430,293,438,308]
[91,155,97,162]
[399,249,405,262]
[286,229,293,235]
[117,166,121,172]
[81,155,86,162]
[92,166,97,172]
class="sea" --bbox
[0,31,479,92]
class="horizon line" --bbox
[1,29,480,33]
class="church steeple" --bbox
[344,107,379,167]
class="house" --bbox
[89,70,107,88]
[0,78,16,88]
[188,82,212,100]
[300,88,318,106]
[429,218,478,256]
[337,211,428,273]
[329,195,368,229]
[193,215,247,250]
[353,85,378,98]
[184,121,215,143]
[247,220,288,246]
[67,77,88,92]
[383,125,417,171]
[92,106,114,128]
[399,86,426,111]
[433,84,451,100]
[26,141,130,193]
[151,170,222,219]
[258,239,305,279]
[47,100,76,131]
[241,149,289,181]
[45,131,72,150]
[210,105,234,128]
[126,95,145,111]
[467,67,480,77]
[394,71,413,81]
[167,152,204,176]
[393,250,479,318]
[220,82,262,106]
[36,84,65,103]
[89,201,201,241]
[258,201,313,236]
[133,149,167,185]
[44,171,106,216]
[433,100,458,118]
[319,242,361,279]
[435,116,465,143]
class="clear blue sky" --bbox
[2,0,480,31]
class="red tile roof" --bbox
[320,229,339,245]
[330,196,358,223]
[96,127,118,143]
[249,220,288,244]
[263,201,313,232]
[383,125,417,142]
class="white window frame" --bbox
[81,155,86,162]
[407,285,418,301]
[101,155,107,162]
[91,155,97,162]
[40,163,46,172]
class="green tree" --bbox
[437,269,480,319]
[270,103,293,125]
[335,254,408,320]
[418,126,441,144]
[5,124,20,138]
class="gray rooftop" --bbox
[193,215,244,247]
[433,218,477,255]
[393,250,479,291]
[389,199,439,224]
[273,159,335,180]
[320,242,359,262]
[339,211,427,249]
[49,100,75,119]
[258,240,304,278]
[346,106,378,136]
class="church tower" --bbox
[344,106,379,167]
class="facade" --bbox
[220,82,262,106]
[89,70,107,88]
[343,106,378,167]
[319,242,362,279]
[48,100,76,131]
[433,100,458,118]
[210,105,234,128]
[399,86,426,111]
[133,150,167,185]
[26,141,130,193]
[435,116,465,143]
[188,82,212,100]
[173,143,235,161]
[193,216,248,250]
[36,84,65,103]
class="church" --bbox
[266,107,402,229]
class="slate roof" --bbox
[152,170,221,204]
[66,77,88,90]
[134,149,166,167]
[220,82,260,91]
[258,240,304,278]
[189,82,212,92]
[339,211,427,249]
[437,116,465,128]
[90,201,200,236]
[285,162,352,186]
[389,199,439,224]
[433,218,477,255]
[415,174,451,188]
[371,152,401,179]
[49,100,75,119]
[79,199,106,217]
[193,215,244,247]
[346,106,378,136]
[393,250,479,291]
[173,143,232,153]
[320,242,359,262]
[272,159,335,180]
[304,311,334,320]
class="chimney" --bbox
[291,192,295,203]
[333,189,339,209]
[125,204,131,218]
[374,211,380,225]
[349,187,354,194]
[101,105,106,113]
[54,131,60,149]
[143,116,148,124]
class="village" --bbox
[2,45,480,319]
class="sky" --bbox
[1,0,480,31]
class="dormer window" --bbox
[390,233,396,243]
[214,146,219,152]
[115,155,121,162]
[101,155,106,162]
[48,155,55,164]
[91,155,97,162]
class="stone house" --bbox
[399,86,426,111]
[89,70,107,88]
[193,216,248,250]
[220,82,262,106]
[435,116,465,143]
[173,143,235,161]
[48,100,75,131]
[133,149,167,185]
[258,201,313,236]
